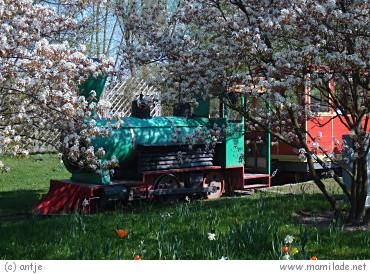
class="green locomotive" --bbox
[33,77,270,214]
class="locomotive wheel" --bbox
[203,172,224,200]
[154,174,180,189]
[153,174,181,200]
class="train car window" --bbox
[209,97,221,118]
[173,102,191,117]
[310,88,330,113]
[226,93,242,122]
[334,81,367,114]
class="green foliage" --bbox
[0,155,369,259]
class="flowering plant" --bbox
[207,232,216,241]
[280,235,299,260]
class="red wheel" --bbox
[153,174,181,200]
[203,172,224,199]
[154,174,180,190]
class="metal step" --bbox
[243,184,269,190]
[242,173,270,190]
[243,173,270,180]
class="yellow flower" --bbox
[290,247,299,256]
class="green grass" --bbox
[0,155,369,260]
[0,154,70,216]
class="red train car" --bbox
[245,80,369,182]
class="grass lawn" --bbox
[0,154,369,260]
[0,154,69,216]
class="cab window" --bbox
[310,88,330,113]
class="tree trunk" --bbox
[348,155,369,225]
[306,154,337,211]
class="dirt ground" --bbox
[266,178,342,195]
[262,179,370,231]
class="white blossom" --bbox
[207,233,216,241]
[284,235,294,244]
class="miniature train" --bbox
[33,77,270,214]
[33,75,368,214]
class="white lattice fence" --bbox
[102,77,161,117]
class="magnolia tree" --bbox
[35,0,177,81]
[115,0,183,81]
[125,0,369,224]
[0,0,118,174]
[35,0,123,66]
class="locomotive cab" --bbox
[131,93,151,118]
[173,102,191,117]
